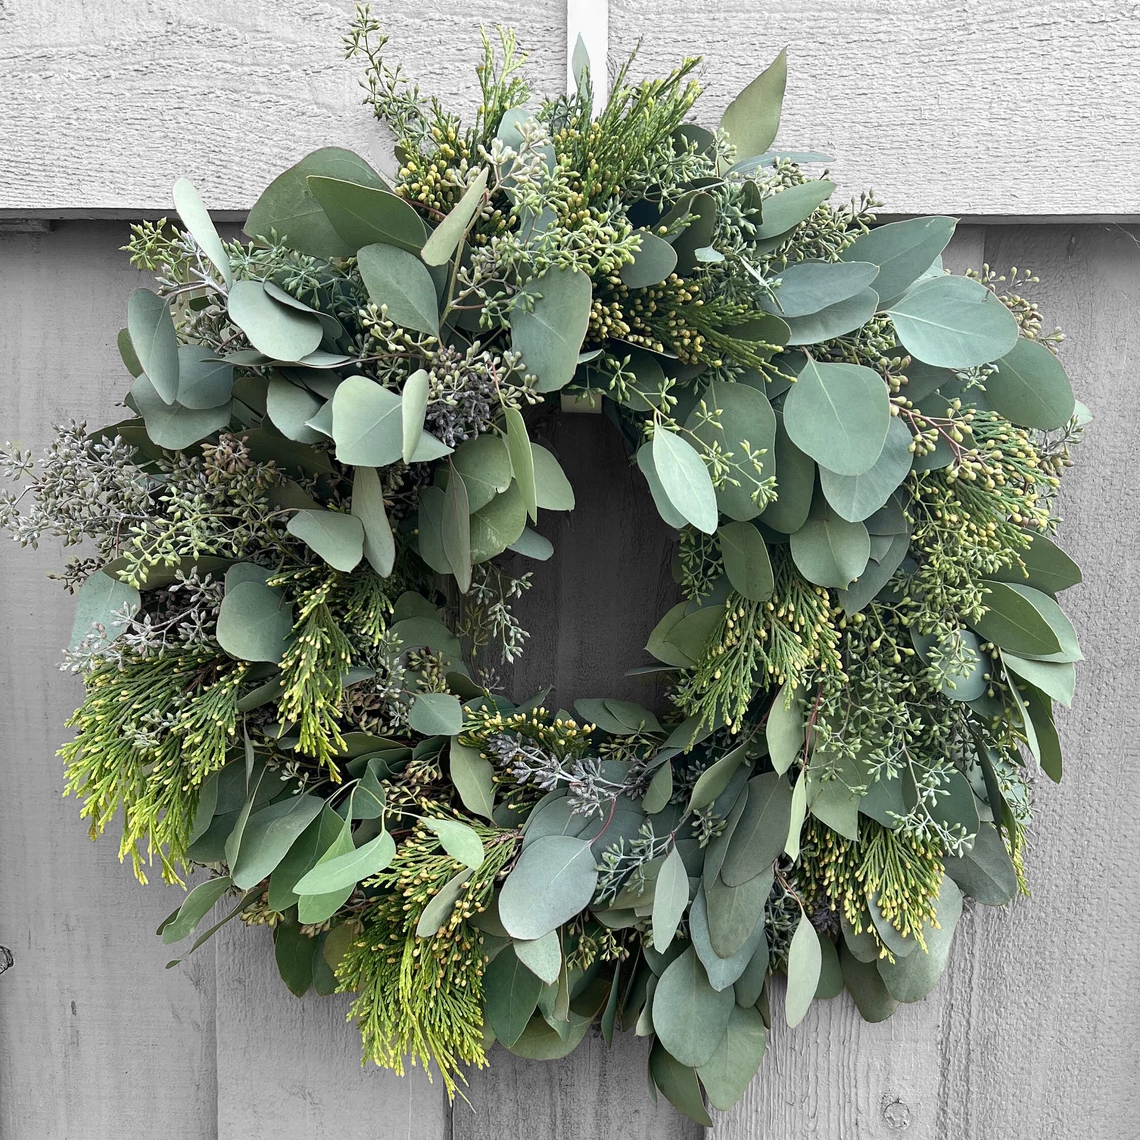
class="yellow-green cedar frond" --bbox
[61,653,245,884]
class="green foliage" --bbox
[2,10,1088,1123]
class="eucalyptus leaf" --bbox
[421,167,489,265]
[785,907,822,1027]
[177,345,234,410]
[721,772,793,886]
[408,692,463,736]
[652,428,718,534]
[351,465,396,576]
[470,483,528,563]
[789,495,871,589]
[216,580,293,664]
[131,375,231,450]
[653,946,735,1067]
[696,1005,768,1111]
[70,569,140,652]
[172,178,233,286]
[161,876,234,944]
[357,244,439,336]
[972,581,1064,657]
[620,230,678,288]
[766,683,805,775]
[293,830,396,895]
[754,180,836,241]
[513,930,562,985]
[784,288,879,345]
[718,521,774,601]
[839,216,956,307]
[230,794,325,889]
[401,369,430,464]
[498,835,599,940]
[306,174,426,254]
[245,148,387,257]
[719,49,786,159]
[415,867,474,937]
[127,288,180,403]
[887,276,1019,369]
[504,407,537,523]
[510,268,593,392]
[424,817,485,870]
[784,357,890,476]
[228,281,322,363]
[452,434,513,511]
[450,739,495,821]
[532,445,575,511]
[266,374,325,443]
[286,509,364,572]
[987,336,1076,430]
[651,845,690,953]
[762,259,879,318]
[819,415,913,522]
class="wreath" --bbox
[1,9,1088,1123]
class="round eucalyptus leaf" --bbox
[70,570,140,652]
[286,509,364,572]
[761,259,880,318]
[789,497,871,588]
[228,281,323,362]
[696,1005,768,1111]
[509,267,593,393]
[784,287,879,345]
[686,380,776,521]
[177,345,234,410]
[470,483,528,563]
[652,946,735,1067]
[620,230,678,288]
[452,434,513,511]
[819,415,914,522]
[330,375,404,467]
[216,580,294,664]
[986,336,1075,430]
[407,692,463,736]
[131,374,232,450]
[266,374,325,443]
[887,275,1019,369]
[497,834,599,940]
[651,428,718,534]
[783,358,890,476]
[839,216,956,307]
[357,244,439,336]
[717,521,774,601]
[305,173,425,254]
[244,148,387,257]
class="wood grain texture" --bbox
[714,222,1140,1138]
[213,921,448,1140]
[0,0,564,217]
[1,1,1137,218]
[0,223,218,1140]
[610,0,1140,218]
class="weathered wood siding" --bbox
[0,220,1136,1139]
[1,1,1138,218]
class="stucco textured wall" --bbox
[1,0,1138,216]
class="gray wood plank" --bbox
[213,922,448,1140]
[0,223,218,1140]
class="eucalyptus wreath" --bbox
[1,9,1088,1123]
